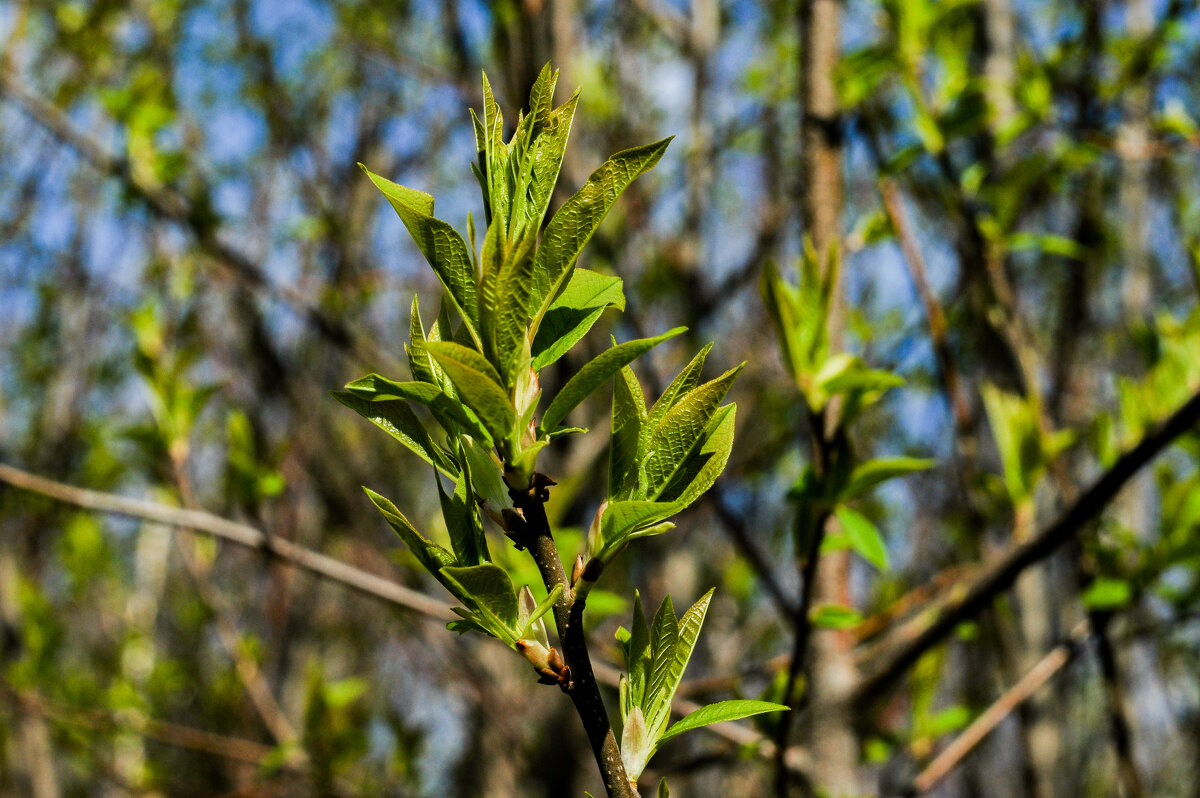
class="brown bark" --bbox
[798,1,857,796]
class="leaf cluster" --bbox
[613,590,786,781]
[334,71,770,774]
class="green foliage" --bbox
[614,590,786,780]
[339,72,744,780]
[347,65,686,500]
[826,506,889,572]
[583,352,742,572]
[810,603,865,630]
[764,244,931,572]
[981,384,1074,505]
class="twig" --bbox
[879,180,971,432]
[0,461,456,621]
[853,386,1200,702]
[773,412,838,796]
[1089,604,1148,798]
[3,682,284,768]
[910,621,1089,793]
[709,485,799,621]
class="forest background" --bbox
[2,0,1200,796]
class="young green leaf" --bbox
[655,403,737,507]
[657,700,790,746]
[437,467,488,566]
[442,564,520,641]
[647,589,712,737]
[524,83,578,231]
[364,488,456,586]
[840,456,935,502]
[644,343,712,434]
[460,435,513,519]
[1082,578,1133,611]
[531,268,625,370]
[602,501,682,543]
[406,297,441,386]
[810,603,863,630]
[539,327,685,433]
[644,596,679,732]
[760,261,806,384]
[519,584,564,639]
[331,390,459,478]
[591,500,682,565]
[343,374,492,445]
[625,592,651,712]
[424,341,517,446]
[620,706,651,781]
[360,165,480,344]
[640,365,743,500]
[610,364,648,499]
[530,137,674,329]
[478,225,539,385]
[833,505,889,571]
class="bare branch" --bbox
[0,461,455,621]
[911,621,1088,793]
[879,179,971,432]
[3,681,285,768]
[854,387,1200,701]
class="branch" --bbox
[910,621,1089,793]
[709,485,799,622]
[0,461,455,621]
[510,478,635,798]
[2,681,285,768]
[0,69,398,372]
[879,179,971,432]
[854,387,1200,701]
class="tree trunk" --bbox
[799,1,857,795]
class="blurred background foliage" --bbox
[2,0,1200,795]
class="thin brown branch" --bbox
[0,461,456,621]
[911,621,1089,793]
[1089,602,1148,798]
[879,179,971,432]
[773,414,839,796]
[854,386,1200,702]
[3,682,283,768]
[709,485,799,622]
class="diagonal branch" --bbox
[879,179,971,432]
[854,386,1200,702]
[0,461,454,620]
[2,681,286,768]
[910,621,1089,793]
